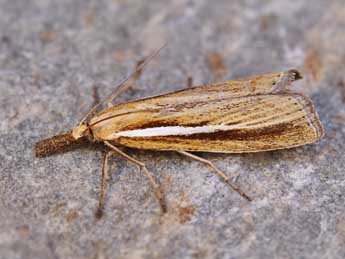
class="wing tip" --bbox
[275,69,303,92]
[293,94,325,141]
[288,69,303,81]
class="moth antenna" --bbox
[77,42,168,126]
[103,42,168,105]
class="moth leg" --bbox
[95,151,113,219]
[104,141,167,213]
[177,151,252,201]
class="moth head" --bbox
[72,124,89,139]
[35,125,89,158]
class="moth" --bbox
[35,57,324,217]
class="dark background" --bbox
[1,0,344,258]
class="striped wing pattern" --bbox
[89,70,324,153]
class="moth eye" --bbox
[272,81,276,86]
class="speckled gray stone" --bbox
[1,1,345,259]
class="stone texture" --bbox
[1,0,345,258]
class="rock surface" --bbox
[1,0,345,258]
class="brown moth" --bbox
[35,66,324,218]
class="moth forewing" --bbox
[102,94,323,153]
[89,71,283,137]
[88,70,323,153]
[89,69,300,130]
